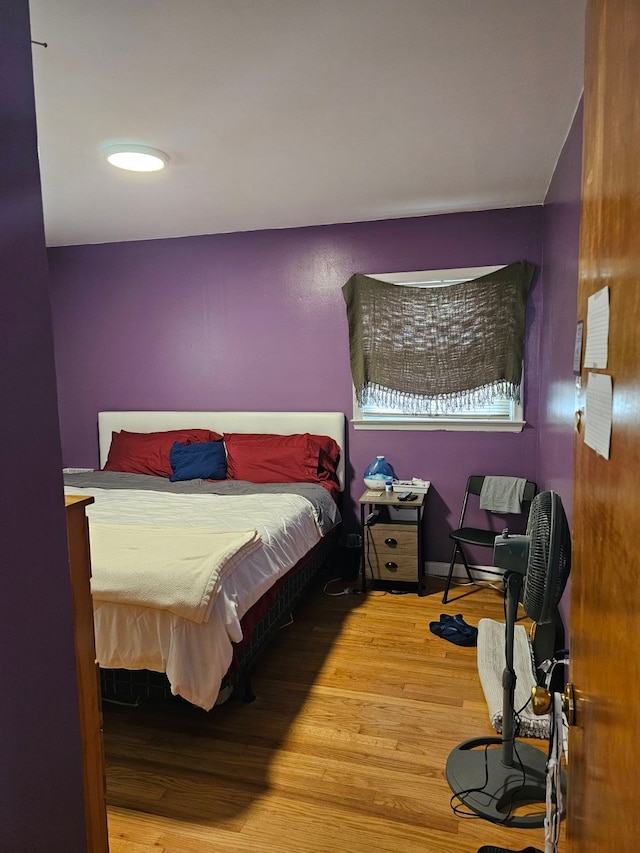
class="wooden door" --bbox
[569,1,640,850]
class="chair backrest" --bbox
[458,475,537,527]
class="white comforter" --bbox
[63,486,323,709]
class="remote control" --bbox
[398,491,416,501]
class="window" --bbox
[344,265,530,432]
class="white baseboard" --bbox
[426,561,504,583]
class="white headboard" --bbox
[98,411,346,490]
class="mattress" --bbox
[63,473,340,709]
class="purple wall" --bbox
[539,101,583,513]
[1,2,87,850]
[50,206,543,562]
[539,100,584,630]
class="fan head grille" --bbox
[523,491,571,623]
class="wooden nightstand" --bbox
[359,488,428,595]
[65,495,109,851]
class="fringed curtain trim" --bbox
[342,261,535,413]
[360,380,521,415]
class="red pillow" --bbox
[316,439,340,473]
[103,429,222,477]
[224,432,340,487]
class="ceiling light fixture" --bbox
[102,144,170,172]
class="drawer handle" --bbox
[385,561,398,570]
[384,537,397,547]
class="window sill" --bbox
[351,418,526,433]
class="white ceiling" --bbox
[29,0,586,248]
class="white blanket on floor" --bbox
[89,523,261,623]
[477,617,550,739]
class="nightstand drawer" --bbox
[368,523,417,582]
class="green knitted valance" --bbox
[342,261,535,415]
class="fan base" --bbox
[446,736,565,829]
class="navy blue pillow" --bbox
[169,440,227,482]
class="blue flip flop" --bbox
[429,615,478,646]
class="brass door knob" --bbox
[531,685,552,716]
[563,682,576,725]
[530,682,576,726]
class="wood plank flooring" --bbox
[104,577,563,852]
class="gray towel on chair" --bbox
[479,476,526,513]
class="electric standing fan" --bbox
[445,491,571,828]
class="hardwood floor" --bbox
[104,577,562,852]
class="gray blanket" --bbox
[479,476,526,514]
[63,471,341,536]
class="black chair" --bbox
[442,475,537,604]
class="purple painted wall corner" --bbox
[539,98,584,631]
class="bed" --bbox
[63,411,345,711]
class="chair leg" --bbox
[457,545,476,586]
[442,543,460,604]
[442,542,476,604]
